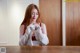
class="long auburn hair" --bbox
[20,4,41,35]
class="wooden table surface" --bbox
[1,46,80,53]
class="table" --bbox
[1,46,80,53]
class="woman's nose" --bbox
[33,15,35,18]
[34,14,36,17]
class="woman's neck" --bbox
[30,21,36,25]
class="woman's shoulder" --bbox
[38,22,46,27]
[20,24,25,28]
[20,24,26,35]
[41,23,46,25]
[20,24,26,31]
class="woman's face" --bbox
[31,8,39,22]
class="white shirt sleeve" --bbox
[35,23,49,45]
[19,24,34,46]
[19,33,28,45]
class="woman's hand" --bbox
[26,23,41,40]
[35,23,41,30]
[26,23,35,34]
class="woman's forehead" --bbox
[31,8,38,12]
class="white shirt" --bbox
[19,23,49,46]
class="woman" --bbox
[19,4,49,46]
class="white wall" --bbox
[0,0,39,46]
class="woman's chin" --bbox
[33,19,36,21]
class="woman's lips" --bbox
[33,17,35,19]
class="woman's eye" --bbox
[32,12,35,15]
[36,13,38,15]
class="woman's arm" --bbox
[19,24,35,46]
[19,25,29,45]
[35,23,49,45]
